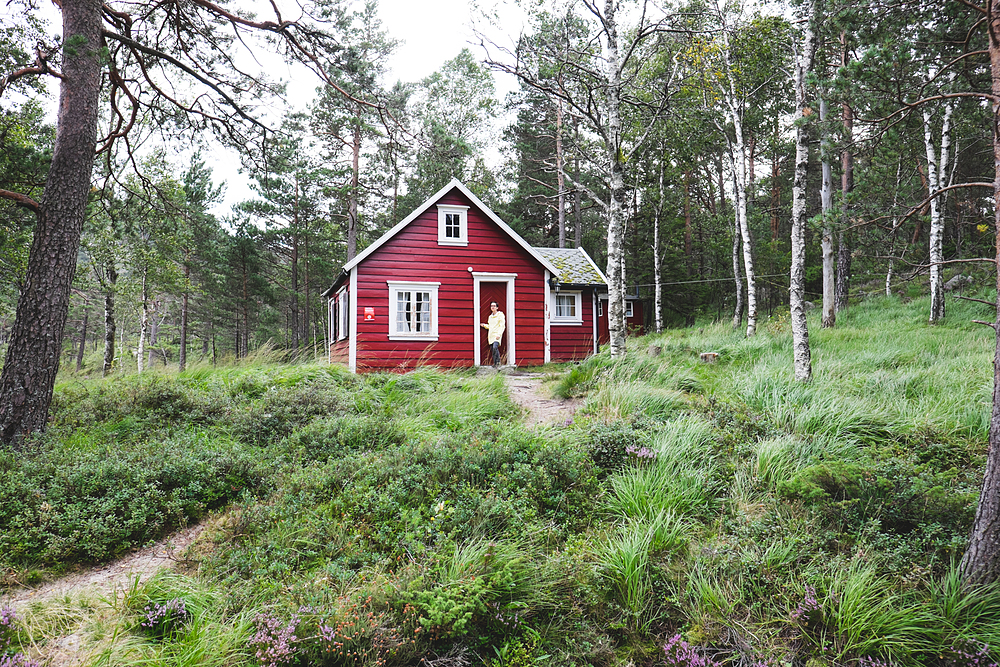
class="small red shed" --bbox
[322,180,607,372]
[597,295,646,345]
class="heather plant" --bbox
[662,634,723,667]
[139,598,189,638]
[0,607,37,667]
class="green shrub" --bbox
[0,432,266,566]
[278,414,406,460]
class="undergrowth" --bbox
[2,295,997,666]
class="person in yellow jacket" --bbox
[480,301,506,367]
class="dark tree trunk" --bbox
[102,270,116,377]
[960,0,1000,586]
[179,262,189,372]
[76,308,89,372]
[0,0,103,447]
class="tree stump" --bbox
[648,345,662,357]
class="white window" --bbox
[625,301,634,318]
[598,299,604,317]
[550,291,583,325]
[437,205,469,246]
[338,289,350,340]
[388,281,440,340]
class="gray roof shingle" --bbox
[532,247,607,285]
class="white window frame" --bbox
[550,290,583,325]
[437,205,469,246]
[387,281,440,341]
[337,288,349,340]
[625,300,634,318]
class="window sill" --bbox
[388,334,439,341]
[437,239,468,246]
[551,319,583,326]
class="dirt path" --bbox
[2,523,205,667]
[503,372,580,427]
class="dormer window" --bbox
[437,205,469,246]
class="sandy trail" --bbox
[502,372,580,427]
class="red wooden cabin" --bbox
[322,180,607,372]
[597,295,646,345]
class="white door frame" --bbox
[472,272,517,366]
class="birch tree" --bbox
[481,0,683,358]
[790,0,818,382]
[922,96,956,323]
[684,7,791,337]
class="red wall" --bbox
[550,289,596,362]
[353,189,547,371]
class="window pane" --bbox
[397,291,411,332]
[446,213,460,238]
[416,292,430,331]
[556,294,575,318]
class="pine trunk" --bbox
[179,263,189,372]
[103,284,116,377]
[0,0,103,447]
[960,0,1000,587]
[820,99,836,328]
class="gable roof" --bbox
[340,179,560,276]
[533,247,608,286]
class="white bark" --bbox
[923,101,955,323]
[654,158,664,333]
[790,0,816,382]
[820,97,835,328]
[603,0,627,359]
[137,271,148,375]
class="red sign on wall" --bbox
[363,307,375,321]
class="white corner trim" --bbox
[349,267,358,372]
[543,271,551,364]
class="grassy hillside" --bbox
[2,294,999,666]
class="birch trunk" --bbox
[732,219,744,331]
[790,0,816,382]
[654,159,664,333]
[820,98,836,328]
[603,0,627,359]
[137,272,148,374]
[727,117,757,336]
[76,308,89,373]
[923,101,955,324]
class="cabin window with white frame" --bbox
[550,291,583,325]
[437,205,468,246]
[338,290,350,340]
[625,301,634,318]
[388,282,440,340]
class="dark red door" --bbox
[480,282,508,365]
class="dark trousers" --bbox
[490,341,501,366]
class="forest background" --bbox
[2,0,991,374]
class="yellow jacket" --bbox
[483,311,506,344]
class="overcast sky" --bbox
[11,0,525,213]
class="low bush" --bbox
[0,432,266,566]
